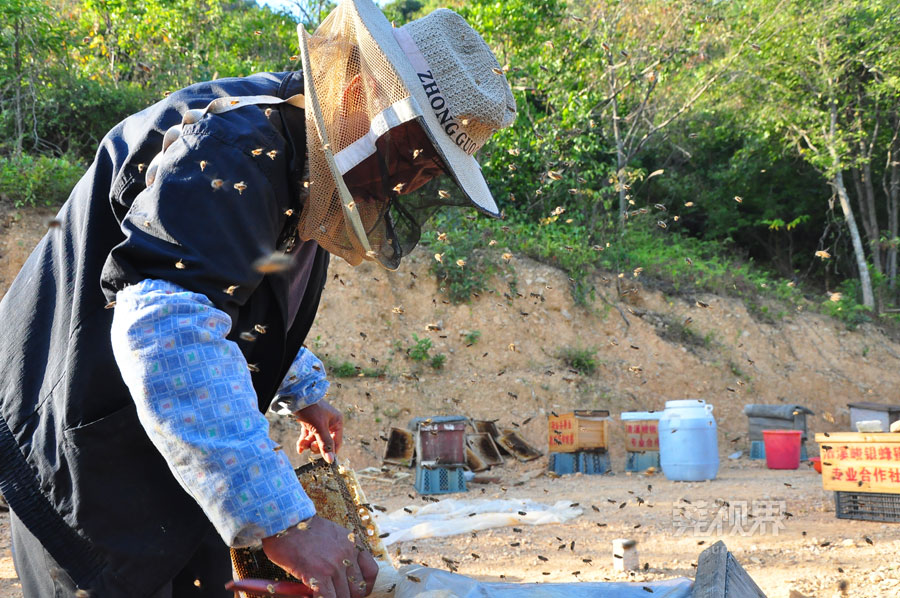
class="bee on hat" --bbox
[296,0,517,270]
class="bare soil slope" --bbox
[1,206,898,598]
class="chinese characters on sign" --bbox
[625,422,659,451]
[672,500,787,536]
[815,433,900,494]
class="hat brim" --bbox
[350,0,501,218]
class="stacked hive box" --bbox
[744,404,813,461]
[548,410,611,475]
[410,416,468,495]
[621,411,661,472]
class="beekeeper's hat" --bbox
[297,0,517,269]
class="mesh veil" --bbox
[299,3,462,268]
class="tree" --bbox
[728,0,900,310]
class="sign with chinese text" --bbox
[815,432,900,494]
[548,411,609,453]
[625,420,660,452]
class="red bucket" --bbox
[762,429,802,469]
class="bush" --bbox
[424,209,500,304]
[0,153,85,207]
[557,346,598,376]
[429,353,446,369]
[407,334,432,362]
[327,360,358,378]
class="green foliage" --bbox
[406,334,432,362]
[463,330,481,345]
[0,153,85,206]
[822,279,873,329]
[327,359,358,378]
[429,353,446,369]
[556,346,598,376]
[424,209,500,304]
[656,315,713,352]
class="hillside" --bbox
[1,206,897,471]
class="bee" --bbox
[393,182,405,193]
[413,148,423,159]
[284,209,293,217]
[734,195,743,203]
[508,164,517,172]
[252,252,292,274]
[537,555,548,562]
[247,363,260,373]
[547,170,563,181]
[491,67,503,75]
[224,285,239,295]
[175,259,186,270]
[254,324,267,334]
[267,150,278,160]
[438,189,451,199]
[509,542,520,547]
[456,259,466,267]
[233,181,247,194]
[434,253,443,263]
[695,300,709,308]
[657,220,668,229]
[239,332,256,342]
[209,178,223,190]
[251,148,263,157]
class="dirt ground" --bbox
[1,204,899,597]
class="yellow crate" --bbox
[815,432,900,494]
[548,410,610,453]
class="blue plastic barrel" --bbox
[658,399,719,481]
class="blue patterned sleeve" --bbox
[269,348,330,416]
[110,279,315,547]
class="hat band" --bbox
[392,27,483,156]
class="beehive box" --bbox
[848,402,900,432]
[815,432,900,494]
[548,410,610,453]
[415,420,467,466]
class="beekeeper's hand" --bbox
[262,515,378,598]
[295,400,343,463]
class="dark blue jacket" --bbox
[0,71,329,595]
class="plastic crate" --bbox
[414,466,466,495]
[835,491,900,522]
[549,451,610,475]
[625,451,660,472]
[549,452,578,475]
[750,440,807,461]
[578,451,611,475]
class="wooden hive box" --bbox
[548,410,610,453]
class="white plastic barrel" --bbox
[658,399,719,481]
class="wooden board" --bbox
[548,411,610,453]
[815,433,900,494]
[624,419,660,452]
[692,540,767,598]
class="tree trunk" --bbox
[13,17,23,155]
[833,169,875,309]
[609,64,627,227]
[884,114,900,294]
[861,155,883,275]
[887,157,899,292]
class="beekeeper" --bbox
[0,0,515,596]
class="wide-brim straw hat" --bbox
[296,0,516,267]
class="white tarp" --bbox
[391,565,693,598]
[374,498,583,546]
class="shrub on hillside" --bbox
[0,153,85,207]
